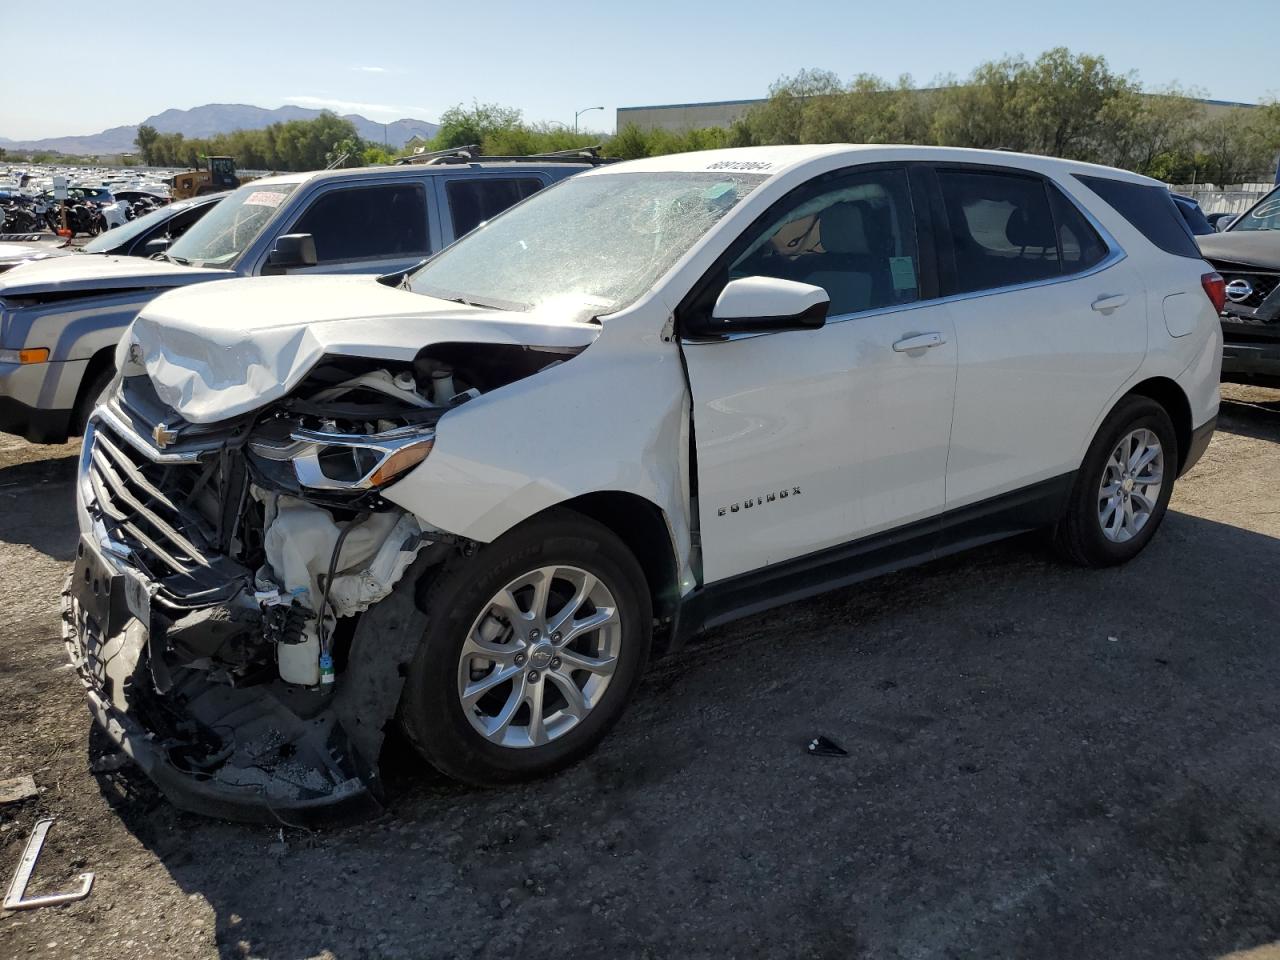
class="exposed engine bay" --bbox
[63,341,582,823]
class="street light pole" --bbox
[574,106,604,134]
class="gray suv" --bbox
[0,151,605,442]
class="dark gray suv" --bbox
[1197,183,1280,385]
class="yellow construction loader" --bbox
[168,157,243,200]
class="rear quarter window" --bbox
[1075,175,1202,260]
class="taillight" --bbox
[1201,272,1226,314]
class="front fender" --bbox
[382,332,694,586]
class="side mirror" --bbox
[266,233,318,272]
[143,237,170,257]
[709,276,829,333]
[1217,216,1237,233]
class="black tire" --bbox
[72,364,115,436]
[400,509,652,786]
[1053,395,1178,567]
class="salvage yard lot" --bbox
[1,385,1279,960]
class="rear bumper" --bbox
[1181,415,1217,476]
[1221,337,1280,385]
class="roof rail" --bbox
[393,144,481,165]
[393,144,617,167]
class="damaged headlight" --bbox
[250,425,435,491]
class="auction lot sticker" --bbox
[244,191,289,208]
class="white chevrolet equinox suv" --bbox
[65,145,1222,822]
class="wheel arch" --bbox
[538,491,681,656]
[71,346,117,434]
[1119,376,1192,474]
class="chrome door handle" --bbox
[1091,294,1129,315]
[892,332,946,353]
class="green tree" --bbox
[360,143,397,166]
[326,136,363,168]
[134,124,160,165]
[1013,48,1136,158]
[430,102,524,150]
[741,69,846,144]
[929,49,1136,160]
[1194,109,1275,185]
[1098,87,1201,177]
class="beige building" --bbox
[617,99,762,133]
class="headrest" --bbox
[1004,207,1055,249]
[819,203,869,255]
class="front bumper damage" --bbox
[63,528,440,824]
[62,399,446,824]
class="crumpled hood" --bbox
[1197,231,1280,272]
[0,252,225,297]
[125,274,600,423]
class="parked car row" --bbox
[0,193,223,277]
[1,144,1220,823]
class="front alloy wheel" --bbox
[400,510,651,785]
[458,565,621,748]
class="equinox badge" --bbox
[717,487,801,516]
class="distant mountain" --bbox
[0,125,139,155]
[0,103,439,155]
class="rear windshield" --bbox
[1074,175,1202,259]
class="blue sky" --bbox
[4,0,1275,140]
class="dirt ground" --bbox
[1,384,1279,960]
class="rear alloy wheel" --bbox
[1053,395,1177,567]
[401,511,651,785]
[1096,428,1165,544]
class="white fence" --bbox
[1171,181,1275,215]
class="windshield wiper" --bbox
[444,296,497,310]
[167,253,191,265]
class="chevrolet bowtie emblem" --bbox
[152,422,178,449]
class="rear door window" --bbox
[446,177,545,238]
[1074,174,1202,259]
[937,170,1061,293]
[291,182,429,263]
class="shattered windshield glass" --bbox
[165,181,299,268]
[408,171,767,318]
